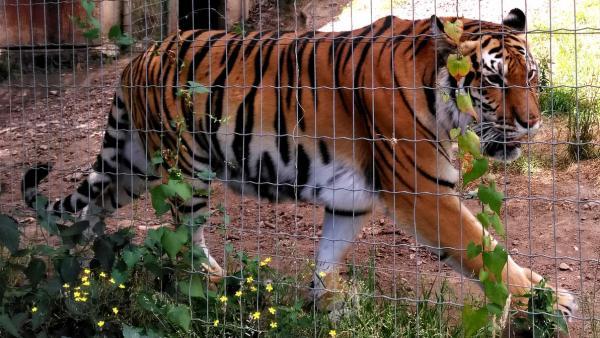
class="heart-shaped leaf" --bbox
[178,275,205,298]
[443,19,464,45]
[167,305,191,331]
[447,54,472,80]
[463,158,488,186]
[478,183,504,215]
[456,91,477,119]
[457,130,482,159]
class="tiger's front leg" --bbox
[311,210,369,309]
[384,192,576,319]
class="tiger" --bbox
[23,8,576,317]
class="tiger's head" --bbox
[433,9,540,162]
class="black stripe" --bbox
[274,48,290,165]
[296,144,310,188]
[177,201,207,214]
[417,166,455,188]
[319,140,330,164]
[325,207,370,217]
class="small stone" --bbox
[379,218,385,225]
[39,145,48,150]
[580,216,587,221]
[510,248,519,254]
[49,90,58,96]
[559,263,570,271]
[512,240,519,246]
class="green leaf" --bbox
[489,213,505,238]
[122,325,143,338]
[178,275,205,298]
[443,19,464,45]
[462,304,487,337]
[479,269,489,282]
[449,128,461,140]
[108,25,122,40]
[81,0,95,16]
[476,212,490,229]
[477,183,504,215]
[93,237,115,270]
[482,245,508,281]
[83,27,100,40]
[456,91,476,117]
[457,130,481,158]
[150,184,172,216]
[136,292,159,312]
[447,54,472,79]
[196,170,216,181]
[161,227,188,260]
[466,241,482,260]
[187,81,210,94]
[151,150,164,165]
[60,220,89,238]
[0,314,21,338]
[25,258,46,287]
[463,158,488,186]
[0,214,20,254]
[167,305,191,331]
[167,178,193,201]
[123,246,143,268]
[486,302,504,315]
[59,256,80,284]
[483,279,509,307]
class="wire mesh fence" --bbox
[0,0,599,336]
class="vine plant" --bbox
[443,19,567,337]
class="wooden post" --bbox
[168,0,179,34]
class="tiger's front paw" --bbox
[554,287,577,321]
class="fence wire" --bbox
[0,0,599,337]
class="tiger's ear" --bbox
[503,8,526,31]
[430,15,454,54]
[430,15,479,57]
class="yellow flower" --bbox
[31,306,38,313]
[112,307,119,315]
[246,276,254,284]
[80,297,88,302]
[97,320,105,328]
[62,283,70,288]
[268,307,276,315]
[84,268,91,275]
[250,286,257,292]
[270,321,278,329]
[81,275,88,282]
[118,284,125,289]
[260,257,272,267]
[82,281,91,286]
[318,271,327,278]
[73,291,81,298]
[213,319,219,327]
[235,291,243,298]
[109,278,115,284]
[74,286,81,290]
[219,295,228,303]
[265,283,273,292]
[99,272,107,278]
[329,330,337,337]
[251,311,261,320]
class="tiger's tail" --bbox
[21,90,131,219]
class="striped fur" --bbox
[23,9,576,316]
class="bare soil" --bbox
[1,27,600,338]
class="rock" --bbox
[379,218,385,225]
[512,240,519,246]
[559,263,571,271]
[49,90,58,96]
